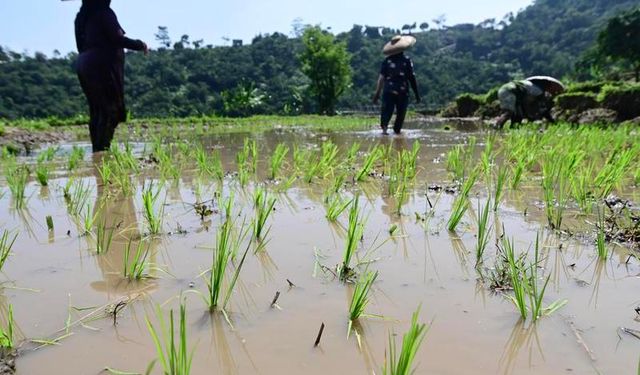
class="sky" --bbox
[1,0,533,56]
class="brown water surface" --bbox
[1,125,639,374]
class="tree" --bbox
[419,22,429,32]
[364,26,382,39]
[596,7,640,81]
[174,34,191,50]
[221,82,265,117]
[155,26,171,48]
[432,14,447,29]
[347,25,364,52]
[299,26,352,115]
[0,47,9,63]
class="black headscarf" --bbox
[75,0,112,52]
[79,0,111,12]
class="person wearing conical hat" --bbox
[372,35,421,135]
[495,77,564,129]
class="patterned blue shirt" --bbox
[380,53,416,96]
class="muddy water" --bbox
[2,125,640,375]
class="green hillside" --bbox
[0,0,637,119]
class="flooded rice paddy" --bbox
[1,122,640,374]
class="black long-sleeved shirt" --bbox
[75,8,144,53]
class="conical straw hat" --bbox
[383,35,416,56]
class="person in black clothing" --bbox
[373,35,421,135]
[75,0,148,152]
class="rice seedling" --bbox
[204,218,251,312]
[510,159,526,190]
[447,169,478,232]
[79,204,100,235]
[382,307,428,375]
[594,148,634,198]
[97,158,114,186]
[46,215,54,232]
[195,146,213,177]
[502,236,529,320]
[65,178,93,216]
[571,163,594,213]
[345,142,361,167]
[405,141,421,179]
[35,161,50,186]
[95,216,115,254]
[154,144,180,182]
[0,230,17,271]
[302,156,323,184]
[269,143,289,180]
[123,239,152,280]
[292,144,308,171]
[493,166,508,212]
[480,137,495,184]
[355,146,381,182]
[348,270,378,338]
[246,138,258,173]
[36,146,58,163]
[393,172,410,216]
[475,199,492,267]
[596,207,608,260]
[67,145,85,171]
[450,136,478,181]
[142,182,165,235]
[218,193,234,222]
[252,188,276,242]
[0,305,14,349]
[502,234,567,321]
[339,197,366,280]
[6,163,29,209]
[325,194,352,222]
[330,173,347,194]
[446,145,465,181]
[145,302,194,375]
[541,157,569,231]
[320,141,339,173]
[236,156,251,187]
[210,151,224,181]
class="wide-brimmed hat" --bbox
[525,76,566,95]
[383,35,416,56]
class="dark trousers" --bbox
[77,50,126,152]
[380,91,409,134]
[79,74,118,152]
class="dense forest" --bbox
[0,0,637,119]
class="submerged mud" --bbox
[0,123,639,374]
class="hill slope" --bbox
[0,0,637,119]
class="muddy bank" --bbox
[440,81,640,125]
[0,127,72,154]
[0,351,16,375]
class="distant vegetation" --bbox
[0,0,638,119]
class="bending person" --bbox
[75,0,148,152]
[496,77,564,129]
[373,35,421,135]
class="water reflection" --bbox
[201,313,259,375]
[498,321,544,375]
[89,154,159,299]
